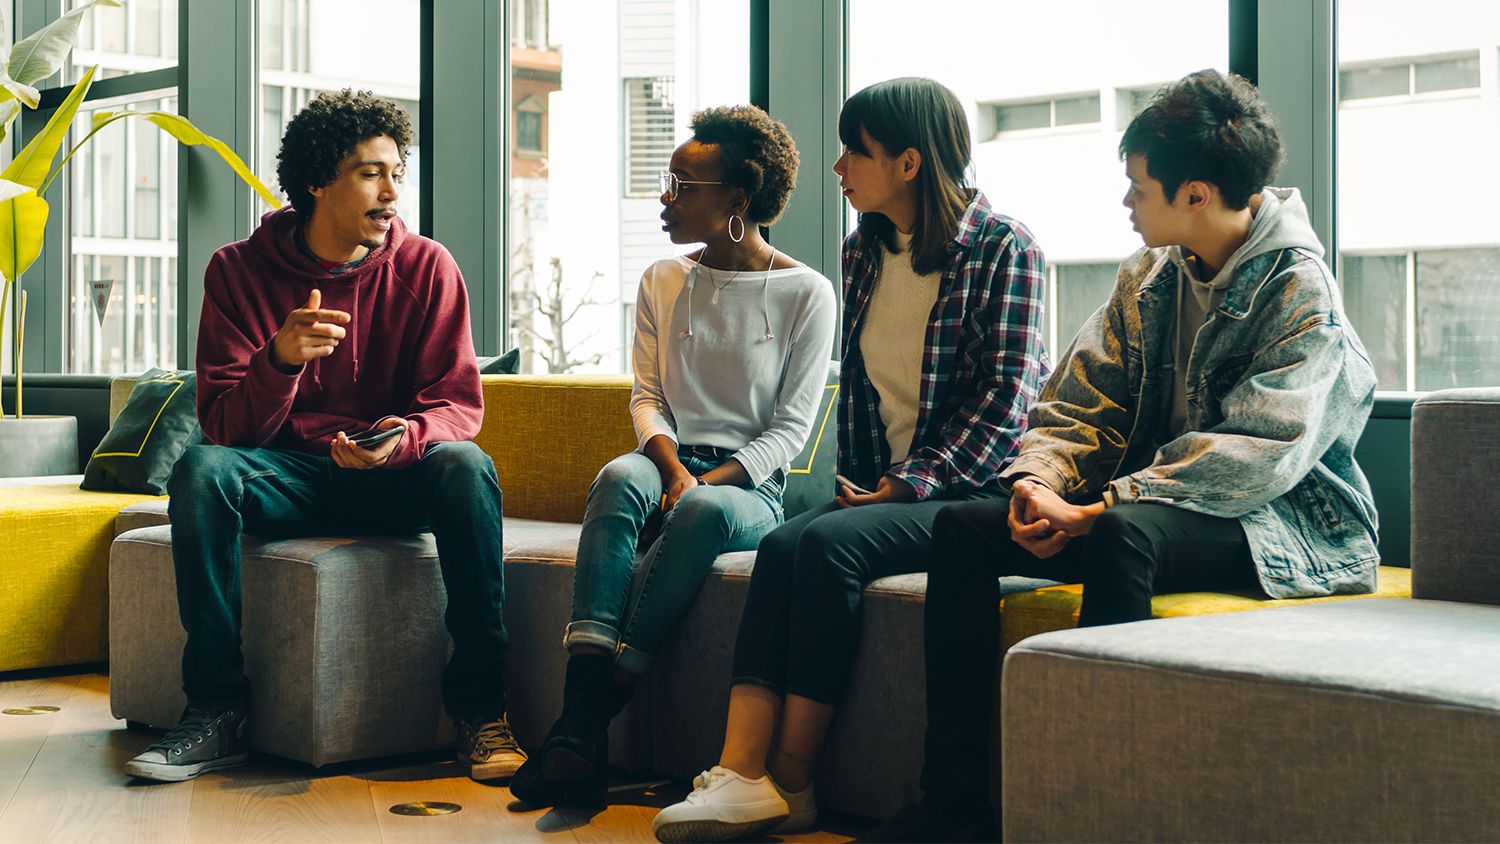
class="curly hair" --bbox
[1119,69,1284,210]
[688,105,799,225]
[276,89,413,216]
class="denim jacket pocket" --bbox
[1282,477,1370,573]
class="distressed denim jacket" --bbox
[1003,191,1379,598]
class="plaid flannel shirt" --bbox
[837,191,1050,500]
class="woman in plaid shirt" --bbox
[653,78,1049,843]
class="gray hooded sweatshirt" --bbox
[1167,187,1323,438]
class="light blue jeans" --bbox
[566,446,784,674]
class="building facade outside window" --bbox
[506,0,748,375]
[68,95,180,374]
[1337,0,1500,391]
[847,0,1227,358]
[61,0,180,373]
[257,0,421,239]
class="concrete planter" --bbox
[0,415,79,478]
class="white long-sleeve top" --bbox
[629,255,838,487]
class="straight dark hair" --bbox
[839,77,973,275]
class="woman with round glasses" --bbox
[652,77,1049,843]
[509,104,836,809]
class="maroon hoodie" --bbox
[196,206,483,471]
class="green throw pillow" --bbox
[781,363,839,520]
[81,368,203,495]
[477,347,521,374]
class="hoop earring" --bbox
[727,214,745,243]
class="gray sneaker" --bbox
[125,705,250,782]
[456,712,527,781]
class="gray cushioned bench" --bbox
[1000,387,1500,842]
[109,498,1051,817]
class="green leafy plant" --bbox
[0,0,280,417]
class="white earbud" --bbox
[680,329,694,338]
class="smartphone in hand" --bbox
[347,424,404,449]
[835,474,872,496]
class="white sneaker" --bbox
[770,778,817,833]
[652,766,790,842]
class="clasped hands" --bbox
[1009,477,1106,559]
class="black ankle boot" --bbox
[509,751,565,807]
[539,653,613,789]
[510,733,606,808]
[607,680,635,720]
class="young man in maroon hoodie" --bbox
[125,90,525,783]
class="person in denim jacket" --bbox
[873,70,1380,841]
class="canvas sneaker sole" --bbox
[653,814,790,844]
[125,751,249,783]
[461,751,526,781]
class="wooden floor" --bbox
[0,671,863,844]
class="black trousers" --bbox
[921,497,1260,805]
[730,489,998,705]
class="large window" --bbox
[68,95,180,374]
[1337,1,1500,390]
[506,0,749,374]
[13,0,1491,398]
[73,0,178,75]
[847,0,1228,356]
[257,0,422,233]
[61,0,180,373]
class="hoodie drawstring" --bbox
[311,285,323,389]
[351,281,361,383]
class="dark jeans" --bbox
[730,488,999,705]
[166,440,508,722]
[921,497,1260,805]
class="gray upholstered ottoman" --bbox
[107,510,636,768]
[1002,598,1500,842]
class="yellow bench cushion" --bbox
[475,375,636,523]
[0,483,163,671]
[999,565,1413,651]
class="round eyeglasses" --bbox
[659,170,725,202]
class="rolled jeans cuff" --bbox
[563,619,620,654]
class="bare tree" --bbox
[508,176,613,374]
[513,257,608,374]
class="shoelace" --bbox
[687,768,732,803]
[145,710,220,756]
[469,718,520,757]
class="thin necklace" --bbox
[699,242,768,303]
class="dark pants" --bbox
[921,498,1260,806]
[730,489,998,705]
[166,440,509,722]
